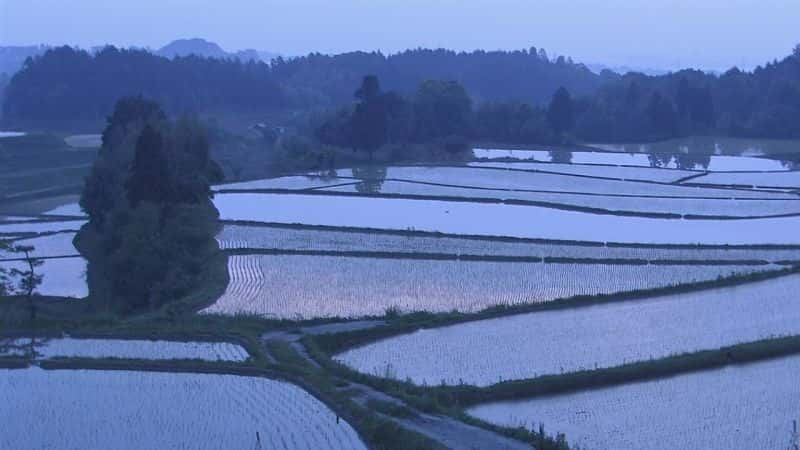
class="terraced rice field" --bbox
[467,354,800,450]
[0,232,78,259]
[475,148,789,171]
[336,166,789,198]
[320,179,800,217]
[0,367,366,450]
[214,193,800,245]
[689,171,800,189]
[0,256,87,298]
[43,203,85,216]
[213,175,355,191]
[467,161,694,183]
[1,337,249,361]
[203,254,773,319]
[0,220,85,235]
[217,224,800,262]
[335,273,800,386]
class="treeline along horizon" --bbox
[3,44,800,141]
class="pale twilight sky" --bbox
[1,0,798,70]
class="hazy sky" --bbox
[1,0,798,70]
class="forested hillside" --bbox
[2,46,285,124]
[3,44,800,141]
[1,45,607,124]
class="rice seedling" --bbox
[203,254,772,320]
[0,367,366,450]
[7,337,250,362]
[217,224,800,262]
[467,353,800,450]
[335,273,800,386]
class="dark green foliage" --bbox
[413,80,472,141]
[76,97,221,314]
[126,125,170,207]
[351,76,389,156]
[317,76,474,154]
[3,46,284,123]
[473,101,556,144]
[645,92,679,139]
[547,87,575,136]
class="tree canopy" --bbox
[76,97,222,313]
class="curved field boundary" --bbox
[685,181,800,191]
[470,157,703,173]
[332,272,800,386]
[311,267,800,356]
[220,163,797,198]
[370,163,798,196]
[215,188,800,221]
[223,248,774,267]
[456,335,800,407]
[219,220,800,250]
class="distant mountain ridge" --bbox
[156,38,280,63]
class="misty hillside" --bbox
[156,38,280,63]
[1,45,609,123]
[0,45,48,75]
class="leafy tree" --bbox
[0,241,43,320]
[547,87,574,136]
[352,166,388,194]
[76,97,221,313]
[351,76,389,158]
[413,80,472,141]
[646,92,679,138]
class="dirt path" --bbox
[261,324,531,450]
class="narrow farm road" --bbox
[261,324,532,450]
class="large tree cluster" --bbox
[77,97,223,313]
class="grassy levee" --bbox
[446,335,800,406]
[303,336,573,450]
[0,358,30,369]
[305,329,800,449]
[311,266,800,357]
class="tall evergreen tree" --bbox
[126,125,170,207]
[547,87,574,136]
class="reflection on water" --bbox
[549,150,572,164]
[0,131,26,138]
[306,168,339,183]
[476,136,800,171]
[352,166,387,194]
[591,136,800,156]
